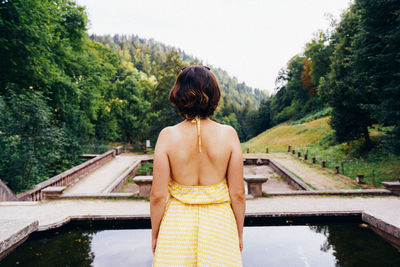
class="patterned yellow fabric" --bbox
[153,179,242,266]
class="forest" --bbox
[253,0,400,149]
[0,0,266,192]
[1,0,399,193]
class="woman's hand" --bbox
[239,235,243,252]
[152,236,157,254]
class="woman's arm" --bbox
[150,128,171,254]
[226,126,245,252]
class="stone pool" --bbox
[121,164,297,195]
[244,164,295,193]
[1,220,399,267]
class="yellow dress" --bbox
[152,179,243,266]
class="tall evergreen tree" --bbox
[325,5,375,146]
[353,0,400,149]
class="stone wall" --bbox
[0,180,17,201]
[268,159,312,191]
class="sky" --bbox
[75,0,352,93]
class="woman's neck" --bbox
[185,116,209,122]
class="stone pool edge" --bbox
[0,219,38,260]
[1,209,399,260]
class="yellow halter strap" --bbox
[191,116,202,152]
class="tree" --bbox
[325,5,375,146]
[0,1,265,192]
[0,0,118,192]
[146,51,186,143]
[246,99,271,139]
[352,0,400,149]
[300,58,315,98]
[0,88,68,191]
[270,55,309,124]
[326,0,400,148]
[304,31,334,88]
[112,76,155,145]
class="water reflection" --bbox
[1,230,95,266]
[1,223,399,267]
[309,224,400,267]
[90,230,153,267]
[242,226,336,266]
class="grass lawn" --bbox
[242,116,400,186]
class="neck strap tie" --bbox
[191,116,202,152]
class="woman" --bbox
[150,65,245,266]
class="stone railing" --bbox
[17,148,122,201]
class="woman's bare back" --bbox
[162,118,235,186]
[151,66,245,256]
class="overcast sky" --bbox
[75,0,351,93]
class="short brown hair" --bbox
[169,65,221,120]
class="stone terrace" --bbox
[1,152,399,258]
[0,196,399,231]
[1,195,400,259]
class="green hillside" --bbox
[243,116,332,152]
[243,116,400,186]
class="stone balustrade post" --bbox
[334,166,339,174]
[356,174,365,184]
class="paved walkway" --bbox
[0,196,399,231]
[63,155,141,194]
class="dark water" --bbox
[1,223,399,267]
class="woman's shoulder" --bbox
[157,126,174,142]
[158,119,237,138]
[159,125,174,134]
[158,122,184,139]
[214,121,238,136]
[208,120,239,143]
